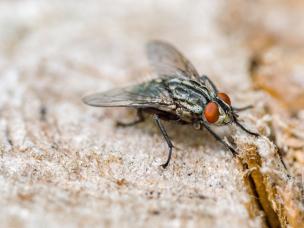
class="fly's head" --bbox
[202,89,259,137]
[203,92,234,126]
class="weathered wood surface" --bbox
[0,1,303,227]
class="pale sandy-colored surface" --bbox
[0,1,303,228]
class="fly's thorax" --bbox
[166,77,210,115]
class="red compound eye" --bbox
[204,102,220,123]
[217,92,231,105]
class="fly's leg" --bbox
[234,119,260,137]
[116,109,144,127]
[153,114,173,169]
[232,105,253,112]
[200,121,237,156]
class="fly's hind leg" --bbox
[116,109,145,127]
[153,114,174,169]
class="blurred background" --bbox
[0,0,303,227]
[1,0,304,111]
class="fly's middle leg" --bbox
[116,109,144,127]
[153,114,173,169]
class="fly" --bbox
[82,40,259,168]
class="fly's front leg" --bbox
[116,109,144,127]
[200,121,237,156]
[153,114,174,169]
[234,119,259,137]
[232,105,253,112]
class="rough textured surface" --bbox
[0,1,303,227]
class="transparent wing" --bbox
[146,40,200,80]
[82,80,175,111]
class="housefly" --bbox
[83,40,259,168]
